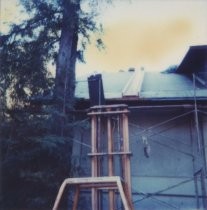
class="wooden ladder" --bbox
[52,176,133,210]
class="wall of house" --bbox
[72,106,207,210]
[129,108,196,209]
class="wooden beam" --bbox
[72,186,80,210]
[88,110,129,116]
[91,114,98,210]
[122,109,132,201]
[88,152,132,156]
[90,104,128,110]
[107,115,115,210]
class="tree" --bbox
[1,0,102,130]
[53,0,80,138]
[0,0,109,209]
[0,112,71,209]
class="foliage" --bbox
[0,0,109,209]
[0,39,54,108]
[0,111,72,210]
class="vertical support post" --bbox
[201,169,207,209]
[122,109,132,200]
[193,74,207,209]
[91,114,98,210]
[193,74,201,151]
[194,173,200,209]
[97,115,102,210]
[107,114,115,210]
[119,116,124,180]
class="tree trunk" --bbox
[54,0,80,136]
[53,0,80,183]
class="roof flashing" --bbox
[122,69,144,97]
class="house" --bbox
[72,45,207,210]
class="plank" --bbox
[88,152,132,156]
[107,116,115,210]
[72,186,80,210]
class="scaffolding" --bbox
[53,73,207,209]
[128,104,207,209]
[126,73,207,209]
[53,104,134,210]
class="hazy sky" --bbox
[1,0,207,76]
[77,0,207,76]
[1,0,26,33]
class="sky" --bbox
[0,0,27,33]
[1,0,207,76]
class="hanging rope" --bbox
[142,135,151,158]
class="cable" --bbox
[198,110,207,116]
[131,178,194,209]
[72,117,90,126]
[148,138,193,157]
[72,137,92,149]
[132,191,180,210]
[72,112,195,157]
[129,121,191,147]
[128,124,194,157]
[130,110,194,136]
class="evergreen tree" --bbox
[0,0,110,209]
